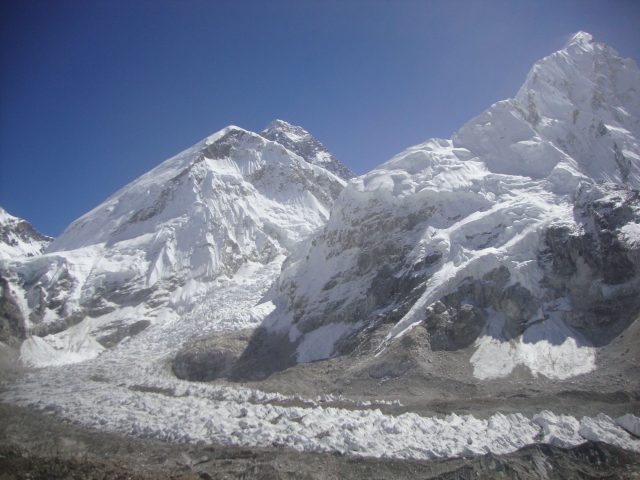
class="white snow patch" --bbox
[619,222,640,247]
[471,317,596,380]
[20,327,105,368]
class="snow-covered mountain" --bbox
[253,32,640,379]
[261,119,355,180]
[2,32,640,467]
[0,207,51,259]
[2,32,639,381]
[0,125,345,364]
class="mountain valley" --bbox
[1,32,640,478]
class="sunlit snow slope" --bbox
[0,125,345,365]
[259,32,640,379]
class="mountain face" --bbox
[250,32,640,379]
[0,208,52,346]
[261,120,355,180]
[0,207,51,259]
[0,125,345,363]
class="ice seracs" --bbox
[253,32,640,380]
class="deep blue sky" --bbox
[1,0,639,236]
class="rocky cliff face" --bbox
[248,32,640,380]
[541,184,640,345]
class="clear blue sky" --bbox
[1,0,639,236]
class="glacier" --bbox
[2,258,639,459]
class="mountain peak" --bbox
[260,120,355,180]
[465,29,640,186]
[265,119,296,130]
[5,118,347,361]
[0,206,51,259]
[203,125,251,146]
[262,119,312,144]
[565,31,594,48]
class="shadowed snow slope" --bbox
[255,32,640,380]
[0,125,345,365]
